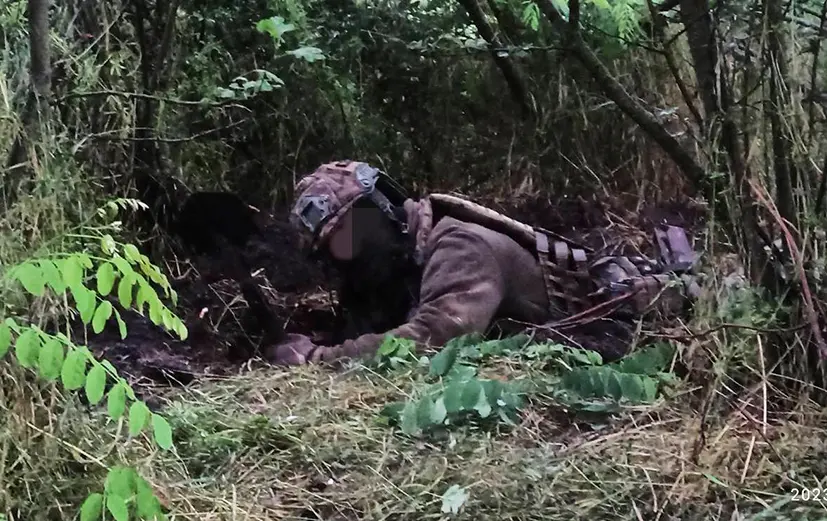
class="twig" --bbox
[56,5,128,66]
[740,435,756,483]
[644,0,703,127]
[577,20,666,54]
[53,89,249,110]
[758,334,767,436]
[361,29,567,55]
[733,399,790,473]
[540,291,637,330]
[815,153,827,213]
[81,118,251,145]
[643,321,808,343]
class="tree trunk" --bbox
[765,0,799,235]
[456,0,535,119]
[29,0,51,103]
[3,0,53,211]
[678,0,769,283]
[128,0,181,238]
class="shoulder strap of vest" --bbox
[427,193,591,252]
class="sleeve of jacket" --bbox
[310,222,507,363]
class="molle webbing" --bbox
[535,232,594,315]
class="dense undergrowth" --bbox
[3,0,827,519]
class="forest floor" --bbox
[77,191,827,521]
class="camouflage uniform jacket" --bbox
[307,196,553,363]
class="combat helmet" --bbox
[290,160,410,252]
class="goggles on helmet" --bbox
[293,193,332,237]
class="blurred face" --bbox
[322,203,395,263]
[326,207,356,261]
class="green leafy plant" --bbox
[255,16,325,61]
[373,335,423,371]
[214,69,286,99]
[212,16,326,100]
[79,467,167,521]
[1,198,185,520]
[520,0,649,51]
[256,15,296,43]
[377,333,678,435]
[546,342,677,413]
[521,1,541,31]
[377,334,528,435]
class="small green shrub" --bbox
[375,333,678,436]
[1,198,188,521]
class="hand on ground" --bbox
[264,333,318,366]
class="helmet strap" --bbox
[366,188,408,235]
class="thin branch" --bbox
[645,0,703,127]
[55,5,128,67]
[577,20,666,54]
[455,0,535,118]
[796,3,825,17]
[360,29,566,55]
[787,14,827,33]
[485,0,524,42]
[534,0,708,193]
[53,89,250,110]
[748,176,827,360]
[814,153,827,213]
[644,321,807,343]
[83,118,251,145]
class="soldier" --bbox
[266,160,700,366]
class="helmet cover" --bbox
[290,160,385,251]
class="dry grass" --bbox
[95,360,826,521]
[4,323,821,521]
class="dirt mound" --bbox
[85,193,337,388]
[244,216,330,293]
